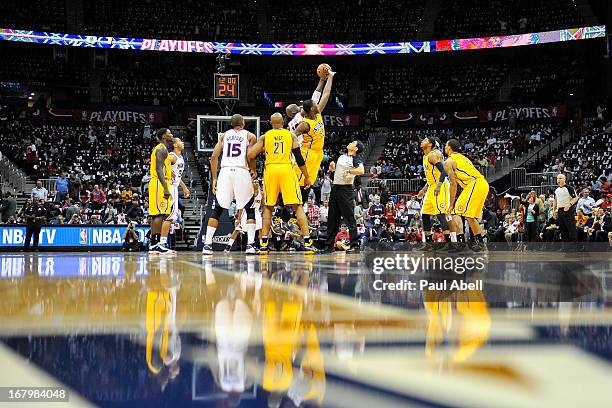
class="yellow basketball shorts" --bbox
[148,177,173,216]
[264,164,302,206]
[294,148,323,187]
[453,178,489,219]
[421,181,450,215]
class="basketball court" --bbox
[0,250,610,407]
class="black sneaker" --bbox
[346,245,361,253]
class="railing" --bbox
[365,178,422,194]
[37,178,58,194]
[0,155,26,194]
[510,168,562,193]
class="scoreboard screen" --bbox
[214,73,239,100]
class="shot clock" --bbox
[214,73,239,100]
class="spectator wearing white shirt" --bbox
[31,180,48,201]
[577,189,596,216]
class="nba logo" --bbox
[79,229,88,245]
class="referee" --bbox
[553,173,578,242]
[322,140,365,253]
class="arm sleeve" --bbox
[434,162,447,182]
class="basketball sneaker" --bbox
[148,244,161,254]
[157,243,176,255]
[245,244,259,255]
[303,238,316,255]
[202,244,213,255]
[259,237,269,255]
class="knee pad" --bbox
[422,214,432,231]
[245,207,255,220]
[209,204,224,221]
[436,214,449,231]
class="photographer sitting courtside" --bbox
[123,222,142,252]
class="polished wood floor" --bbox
[0,251,610,408]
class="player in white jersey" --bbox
[158,137,190,253]
[224,180,262,253]
[286,76,325,141]
[203,114,258,254]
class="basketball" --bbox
[317,63,331,78]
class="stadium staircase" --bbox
[178,140,207,250]
[358,130,388,188]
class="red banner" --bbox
[478,106,566,122]
[40,108,167,124]
[391,106,566,125]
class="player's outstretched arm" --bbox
[292,134,311,188]
[247,134,265,160]
[155,146,170,197]
[317,71,335,113]
[210,136,224,194]
[312,77,325,104]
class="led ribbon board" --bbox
[0,26,605,55]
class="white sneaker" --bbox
[202,244,213,255]
[245,244,259,255]
[148,244,161,254]
[157,244,176,255]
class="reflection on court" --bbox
[0,252,610,408]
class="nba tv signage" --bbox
[0,225,150,248]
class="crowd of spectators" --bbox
[368,62,509,108]
[84,0,258,42]
[268,0,424,43]
[371,122,559,181]
[434,0,584,39]
[0,0,67,32]
[102,57,215,106]
[0,121,162,226]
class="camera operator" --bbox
[123,222,142,252]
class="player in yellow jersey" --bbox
[444,139,490,251]
[293,70,335,203]
[416,136,457,250]
[248,113,315,254]
[148,128,175,254]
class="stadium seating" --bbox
[102,56,215,105]
[367,62,509,107]
[83,0,258,42]
[0,0,67,31]
[543,121,612,190]
[373,122,560,181]
[434,0,584,39]
[268,0,425,43]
